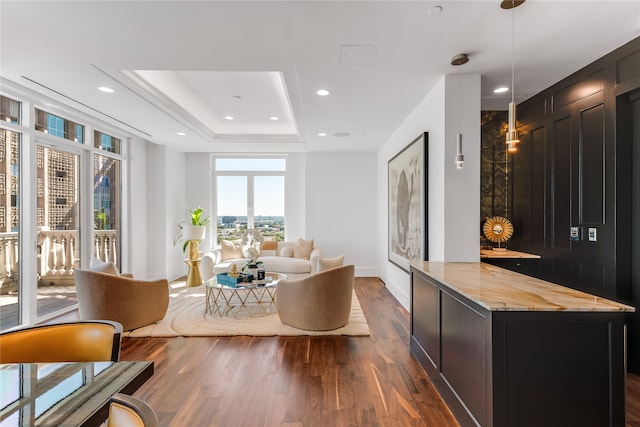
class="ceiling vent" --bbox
[338,44,378,64]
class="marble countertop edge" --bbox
[410,261,636,313]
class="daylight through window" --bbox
[214,157,286,244]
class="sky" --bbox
[215,158,286,217]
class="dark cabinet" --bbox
[410,264,630,427]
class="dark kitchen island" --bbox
[410,261,635,427]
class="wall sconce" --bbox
[455,133,464,169]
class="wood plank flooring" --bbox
[120,277,640,427]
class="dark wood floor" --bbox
[120,277,640,427]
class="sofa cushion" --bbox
[90,257,120,275]
[317,255,345,272]
[260,256,312,274]
[262,241,277,251]
[280,246,294,257]
[293,238,314,260]
[260,240,277,256]
[221,239,243,261]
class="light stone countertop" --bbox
[410,261,635,312]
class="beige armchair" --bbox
[73,269,169,331]
[276,264,354,331]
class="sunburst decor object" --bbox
[483,216,514,250]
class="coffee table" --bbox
[205,272,285,318]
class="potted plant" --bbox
[174,207,211,259]
[241,229,264,277]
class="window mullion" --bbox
[247,174,254,229]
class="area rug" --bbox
[124,281,370,337]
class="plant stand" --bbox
[184,240,202,287]
[184,258,202,287]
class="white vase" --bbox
[183,225,205,241]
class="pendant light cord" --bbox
[505,131,509,219]
[511,0,516,105]
[506,0,516,220]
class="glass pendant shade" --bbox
[506,101,519,152]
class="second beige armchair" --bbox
[276,264,354,331]
[74,269,169,331]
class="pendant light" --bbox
[505,0,524,153]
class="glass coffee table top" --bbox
[205,272,285,318]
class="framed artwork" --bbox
[388,132,428,272]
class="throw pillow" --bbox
[317,255,345,272]
[260,240,277,256]
[89,257,120,275]
[280,246,294,257]
[221,239,244,261]
[261,241,277,251]
[293,238,314,260]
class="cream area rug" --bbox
[124,281,370,337]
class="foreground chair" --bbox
[276,264,354,331]
[74,269,169,331]
[107,393,159,427]
[0,320,122,363]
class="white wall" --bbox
[306,151,377,276]
[285,153,306,241]
[377,74,481,309]
[443,74,481,261]
[164,146,188,281]
[185,152,212,249]
[126,137,149,278]
[128,140,187,281]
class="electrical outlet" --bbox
[588,227,597,242]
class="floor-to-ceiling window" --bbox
[214,156,286,243]
[0,95,21,329]
[93,130,122,266]
[36,145,81,317]
[0,88,127,331]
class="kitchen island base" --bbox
[410,262,633,427]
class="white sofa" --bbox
[200,240,322,281]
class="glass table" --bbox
[205,272,285,318]
[0,360,153,427]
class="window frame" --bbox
[0,83,129,330]
[212,154,287,245]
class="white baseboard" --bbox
[355,266,378,277]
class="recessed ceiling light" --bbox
[318,132,327,137]
[316,89,330,96]
[97,86,114,93]
[224,116,234,120]
[494,86,509,94]
[176,132,186,136]
[269,116,279,121]
[334,132,350,137]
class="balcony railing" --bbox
[37,229,118,286]
[0,229,119,292]
[0,232,19,294]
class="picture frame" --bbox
[388,132,428,272]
